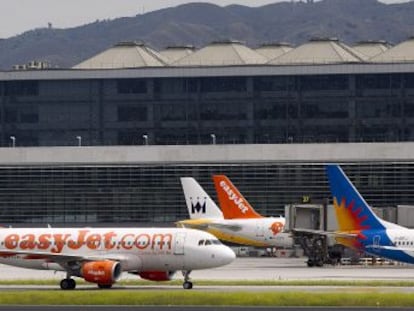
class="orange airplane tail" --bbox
[213,175,263,219]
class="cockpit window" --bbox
[198,239,221,246]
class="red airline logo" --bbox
[3,230,173,253]
[269,222,284,235]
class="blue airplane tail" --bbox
[326,165,386,232]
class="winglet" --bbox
[213,175,263,219]
[180,177,223,219]
[326,164,386,231]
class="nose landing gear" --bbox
[182,270,193,289]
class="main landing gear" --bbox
[60,278,76,290]
[60,278,112,290]
[182,270,193,289]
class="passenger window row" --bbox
[395,240,414,246]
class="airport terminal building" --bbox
[0,38,414,225]
[0,143,410,226]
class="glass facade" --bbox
[0,72,414,147]
[0,68,413,225]
[0,162,413,225]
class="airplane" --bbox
[177,175,292,248]
[325,164,414,264]
[0,227,235,290]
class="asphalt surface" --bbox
[0,307,411,311]
[1,257,414,282]
[0,257,414,287]
[0,305,413,311]
[192,257,414,281]
[0,257,413,293]
[0,257,414,309]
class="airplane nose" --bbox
[220,246,236,265]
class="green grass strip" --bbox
[3,279,414,287]
[0,291,413,306]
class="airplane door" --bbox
[373,235,381,249]
[256,221,264,238]
[174,232,186,255]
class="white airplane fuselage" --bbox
[339,227,414,264]
[0,227,235,273]
[179,217,292,247]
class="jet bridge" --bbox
[285,203,342,266]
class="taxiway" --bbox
[0,257,413,282]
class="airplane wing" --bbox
[176,221,242,232]
[176,221,209,230]
[207,223,242,232]
[292,228,358,238]
[365,245,414,252]
[0,249,122,263]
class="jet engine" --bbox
[81,260,122,285]
[138,271,175,281]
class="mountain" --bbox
[0,0,413,70]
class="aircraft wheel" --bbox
[69,278,76,289]
[60,278,76,290]
[183,281,193,289]
[98,284,113,289]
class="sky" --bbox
[0,0,410,39]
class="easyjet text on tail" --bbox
[213,175,262,219]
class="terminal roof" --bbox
[172,40,268,66]
[370,37,414,63]
[160,45,196,63]
[255,43,293,60]
[268,38,367,65]
[73,41,168,69]
[353,40,391,58]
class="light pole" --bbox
[10,136,15,148]
[76,136,82,147]
[142,134,148,145]
[210,133,216,145]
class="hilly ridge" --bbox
[0,0,413,70]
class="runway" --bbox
[0,308,411,311]
[0,258,413,308]
[0,257,414,282]
[192,257,414,281]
